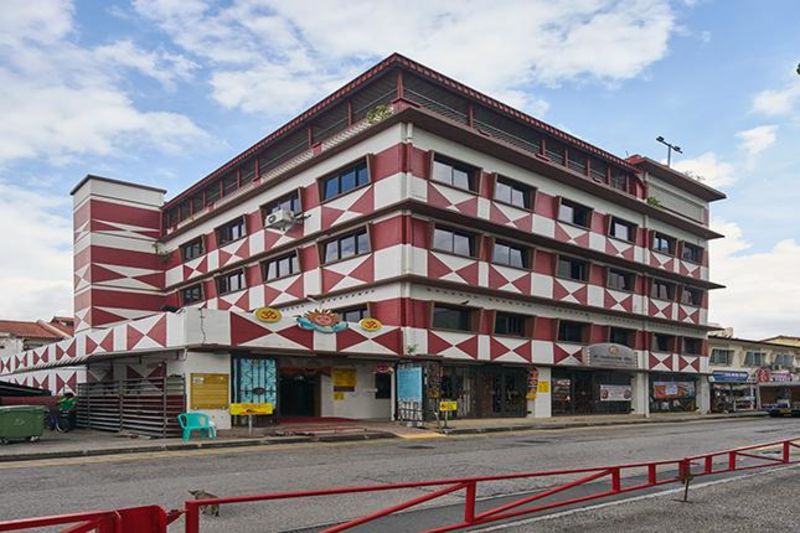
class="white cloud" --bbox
[0,0,207,165]
[752,81,800,116]
[134,0,680,117]
[0,181,72,320]
[736,124,777,158]
[709,218,800,339]
[671,152,736,188]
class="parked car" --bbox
[767,400,800,417]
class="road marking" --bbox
[471,463,800,532]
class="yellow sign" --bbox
[333,392,345,401]
[253,307,282,323]
[190,373,229,410]
[537,381,550,393]
[230,402,273,415]
[439,401,458,412]
[359,318,383,332]
[333,368,357,392]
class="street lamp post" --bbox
[656,136,683,167]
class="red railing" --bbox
[1,437,798,532]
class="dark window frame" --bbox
[216,269,246,295]
[492,239,529,269]
[494,312,529,338]
[681,287,703,306]
[609,327,634,348]
[431,154,479,192]
[321,227,370,265]
[181,237,205,261]
[320,159,370,203]
[557,320,588,344]
[181,283,204,305]
[216,216,247,246]
[557,198,593,228]
[651,279,675,301]
[608,217,636,243]
[493,175,535,210]
[557,255,589,282]
[683,337,703,355]
[262,251,301,282]
[261,189,303,223]
[681,242,703,264]
[432,225,477,258]
[652,333,676,352]
[710,349,732,365]
[431,303,477,333]
[652,232,676,255]
[336,305,370,323]
[607,268,635,292]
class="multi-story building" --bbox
[709,331,800,411]
[0,54,725,434]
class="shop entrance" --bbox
[552,369,633,416]
[278,371,319,417]
[481,367,527,417]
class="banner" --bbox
[653,381,695,399]
[599,384,632,402]
[397,366,423,403]
[332,368,357,392]
[526,368,539,400]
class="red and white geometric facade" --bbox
[0,54,724,415]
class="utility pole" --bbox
[656,136,683,167]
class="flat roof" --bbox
[627,155,727,202]
[71,174,167,196]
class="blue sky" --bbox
[1,0,798,338]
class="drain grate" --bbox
[517,439,551,445]
[402,444,436,450]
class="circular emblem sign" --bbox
[253,307,282,323]
[359,318,383,332]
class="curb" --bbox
[432,412,769,435]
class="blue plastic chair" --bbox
[178,412,217,441]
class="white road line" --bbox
[471,463,800,532]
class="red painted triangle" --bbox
[322,268,346,292]
[65,340,76,358]
[572,285,588,304]
[574,232,591,248]
[264,230,281,251]
[234,291,250,311]
[512,215,533,232]
[99,331,114,352]
[195,256,208,274]
[86,336,99,354]
[127,325,145,350]
[455,262,479,285]
[513,341,532,361]
[488,265,507,289]
[490,337,509,360]
[285,275,304,299]
[455,336,478,358]
[56,375,65,393]
[264,284,282,305]
[553,345,574,364]
[511,274,531,294]
[218,249,232,267]
[427,332,452,354]
[146,315,167,347]
[553,280,570,300]
[336,327,368,351]
[234,239,250,260]
[690,358,700,371]
[348,255,374,283]
[230,313,271,345]
[348,187,374,214]
[489,203,511,225]
[454,197,478,217]
[276,325,314,350]
[321,206,346,228]
[372,329,402,353]
[91,264,125,283]
[127,366,143,380]
[678,356,689,371]
[66,373,77,391]
[554,223,572,243]
[427,253,452,278]
[183,265,194,279]
[426,183,452,208]
[134,272,164,289]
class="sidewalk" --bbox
[0,411,767,463]
[425,411,768,434]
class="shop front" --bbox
[756,368,800,409]
[551,369,634,415]
[649,373,698,412]
[709,370,755,412]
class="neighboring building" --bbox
[0,54,725,435]
[708,332,800,411]
[760,335,800,347]
[0,317,73,357]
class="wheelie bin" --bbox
[0,405,46,444]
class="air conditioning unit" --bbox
[265,208,297,231]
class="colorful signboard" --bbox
[332,368,357,392]
[599,384,632,402]
[397,366,423,403]
[526,367,539,400]
[439,401,457,412]
[253,307,282,323]
[190,373,229,410]
[297,309,348,333]
[230,402,273,415]
[359,318,383,332]
[710,371,750,383]
[653,381,696,400]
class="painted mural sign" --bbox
[526,367,539,400]
[359,317,383,332]
[253,307,282,323]
[397,365,423,403]
[297,309,348,333]
[599,384,632,402]
[653,381,696,400]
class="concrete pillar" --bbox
[698,375,711,414]
[528,366,552,418]
[631,372,650,417]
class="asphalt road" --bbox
[0,417,798,532]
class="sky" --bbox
[0,0,798,339]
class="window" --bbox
[432,155,477,191]
[774,354,795,368]
[321,160,369,201]
[494,177,532,209]
[433,227,475,257]
[557,257,588,281]
[181,284,203,305]
[495,312,527,337]
[681,287,703,306]
[558,199,592,228]
[558,321,587,343]
[217,217,246,245]
[651,280,674,300]
[181,238,204,261]
[567,150,588,174]
[221,172,238,197]
[683,338,702,355]
[710,349,732,365]
[493,240,527,268]
[217,269,245,295]
[337,306,369,323]
[263,252,299,281]
[545,139,566,164]
[205,183,220,205]
[610,170,628,192]
[744,351,765,367]
[609,218,635,242]
[263,191,301,219]
[374,373,391,399]
[607,269,634,291]
[323,229,369,264]
[653,334,675,352]
[589,159,608,183]
[652,233,675,255]
[609,327,634,347]
[682,243,702,263]
[432,304,473,332]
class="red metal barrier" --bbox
[0,506,181,533]
[183,437,800,533]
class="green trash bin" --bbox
[0,405,46,444]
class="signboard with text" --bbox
[599,384,632,402]
[584,343,638,369]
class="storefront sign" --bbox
[653,381,695,400]
[710,371,750,383]
[230,402,273,415]
[296,309,348,333]
[600,384,632,402]
[583,343,638,369]
[332,368,357,391]
[190,373,229,410]
[537,381,550,393]
[526,368,539,400]
[375,363,393,374]
[397,366,423,403]
[359,318,383,332]
[769,370,795,382]
[253,307,282,323]
[439,401,457,412]
[756,368,771,383]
